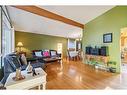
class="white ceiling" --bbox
[38,6,114,24]
[7,6,114,38]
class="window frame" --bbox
[0,6,13,68]
[0,6,2,69]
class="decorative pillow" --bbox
[20,54,27,65]
[43,50,50,57]
[35,51,42,57]
[50,51,57,57]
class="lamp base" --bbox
[13,69,25,81]
[12,75,25,81]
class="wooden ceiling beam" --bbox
[12,6,84,29]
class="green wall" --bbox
[15,31,68,57]
[82,6,127,73]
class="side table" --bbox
[5,68,47,90]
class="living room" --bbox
[0,5,84,89]
[1,5,127,91]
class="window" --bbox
[0,6,14,68]
[2,14,12,55]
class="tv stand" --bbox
[85,54,110,70]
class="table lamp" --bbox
[17,42,23,52]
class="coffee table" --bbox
[5,68,47,90]
[27,57,38,62]
[43,57,62,64]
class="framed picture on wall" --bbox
[103,33,112,43]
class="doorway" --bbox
[120,27,127,73]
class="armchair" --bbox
[0,53,45,86]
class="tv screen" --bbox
[86,47,92,54]
[91,48,99,55]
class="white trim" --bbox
[11,27,15,52]
[0,8,1,56]
[0,54,2,57]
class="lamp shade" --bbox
[17,42,23,47]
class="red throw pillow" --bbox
[43,51,50,57]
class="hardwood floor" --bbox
[44,59,127,89]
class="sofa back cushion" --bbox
[32,49,58,58]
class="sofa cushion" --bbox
[35,51,42,57]
[32,50,42,56]
[43,50,50,57]
[50,50,57,57]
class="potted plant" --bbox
[107,61,117,73]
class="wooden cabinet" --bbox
[85,54,110,66]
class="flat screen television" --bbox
[91,48,99,55]
[86,47,92,54]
